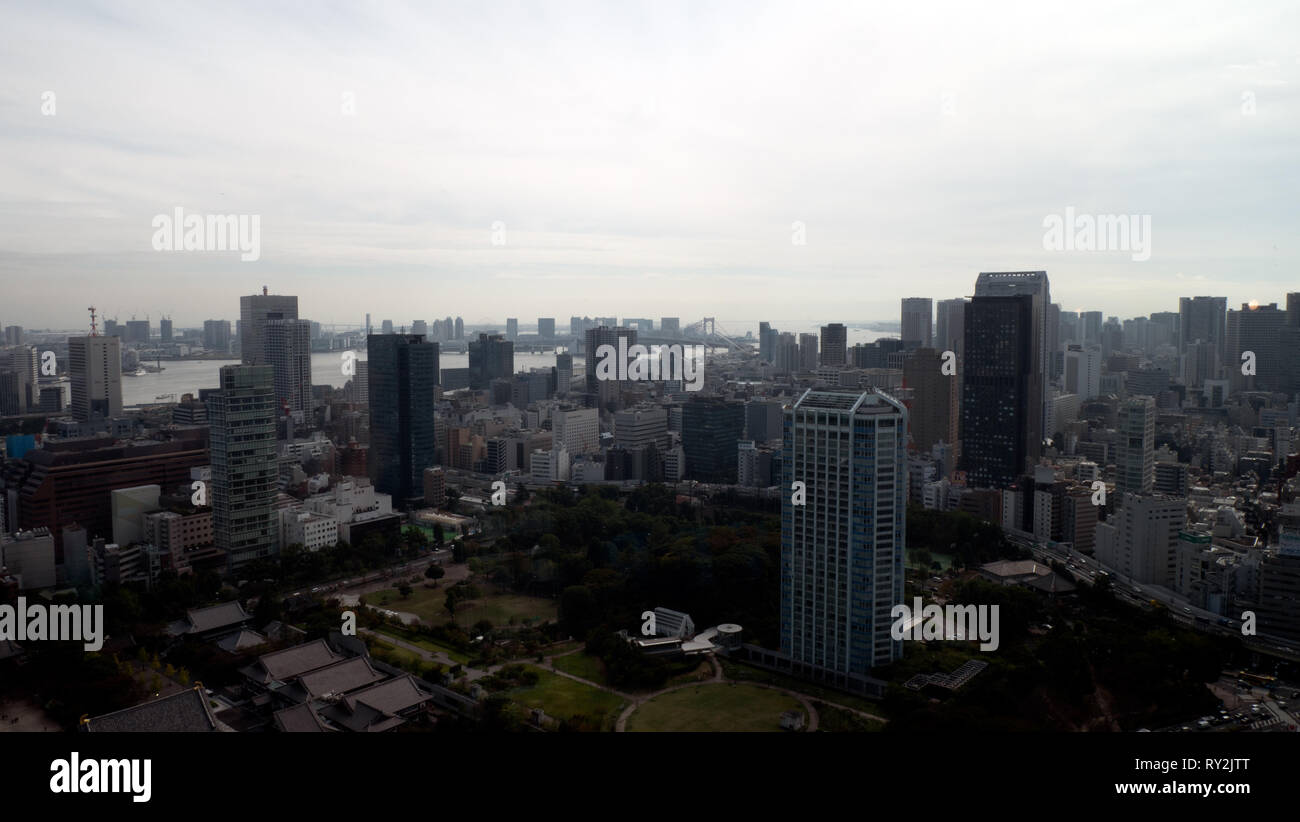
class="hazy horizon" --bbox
[3,0,1297,328]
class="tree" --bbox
[398,584,413,599]
[425,564,446,582]
[433,523,446,545]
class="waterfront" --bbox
[120,351,559,406]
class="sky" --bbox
[1,0,1297,334]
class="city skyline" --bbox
[4,2,1299,327]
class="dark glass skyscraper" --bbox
[368,334,439,507]
[468,333,513,390]
[681,397,744,482]
[960,294,1041,489]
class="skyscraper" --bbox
[537,317,555,339]
[554,352,573,396]
[902,348,958,455]
[209,365,278,571]
[960,293,1041,488]
[934,298,966,358]
[468,333,513,390]
[203,320,231,352]
[68,335,123,422]
[798,333,818,373]
[1115,396,1155,496]
[682,397,744,482]
[900,298,933,350]
[1226,301,1288,392]
[1178,296,1227,363]
[781,389,906,679]
[819,323,847,366]
[975,271,1050,445]
[239,291,298,367]
[160,318,173,342]
[584,325,635,408]
[454,317,464,340]
[368,334,439,507]
[506,318,518,340]
[265,318,313,417]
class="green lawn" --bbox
[367,640,427,673]
[370,586,557,628]
[814,701,886,732]
[551,651,607,684]
[373,627,472,665]
[717,658,889,718]
[507,666,625,730]
[627,683,805,732]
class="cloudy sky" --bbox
[1,0,1297,334]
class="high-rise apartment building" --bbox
[368,334,439,507]
[1226,301,1288,392]
[68,335,123,422]
[781,389,906,679]
[505,318,518,340]
[1178,296,1227,363]
[798,333,819,373]
[265,318,313,417]
[1115,396,1155,496]
[209,365,278,571]
[537,318,555,339]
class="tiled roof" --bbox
[83,687,220,732]
[242,639,344,684]
[185,600,252,634]
[273,703,331,733]
[215,629,268,653]
[296,657,385,699]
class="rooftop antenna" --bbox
[88,306,98,336]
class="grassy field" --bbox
[372,627,472,665]
[507,666,625,730]
[717,658,889,718]
[814,701,886,732]
[551,651,607,684]
[370,586,557,627]
[367,640,428,673]
[627,683,805,732]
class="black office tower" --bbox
[369,334,439,507]
[468,333,513,390]
[960,294,1041,489]
[682,397,744,482]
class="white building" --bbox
[530,448,570,482]
[1,528,56,590]
[1095,493,1187,586]
[279,509,340,552]
[552,407,599,456]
